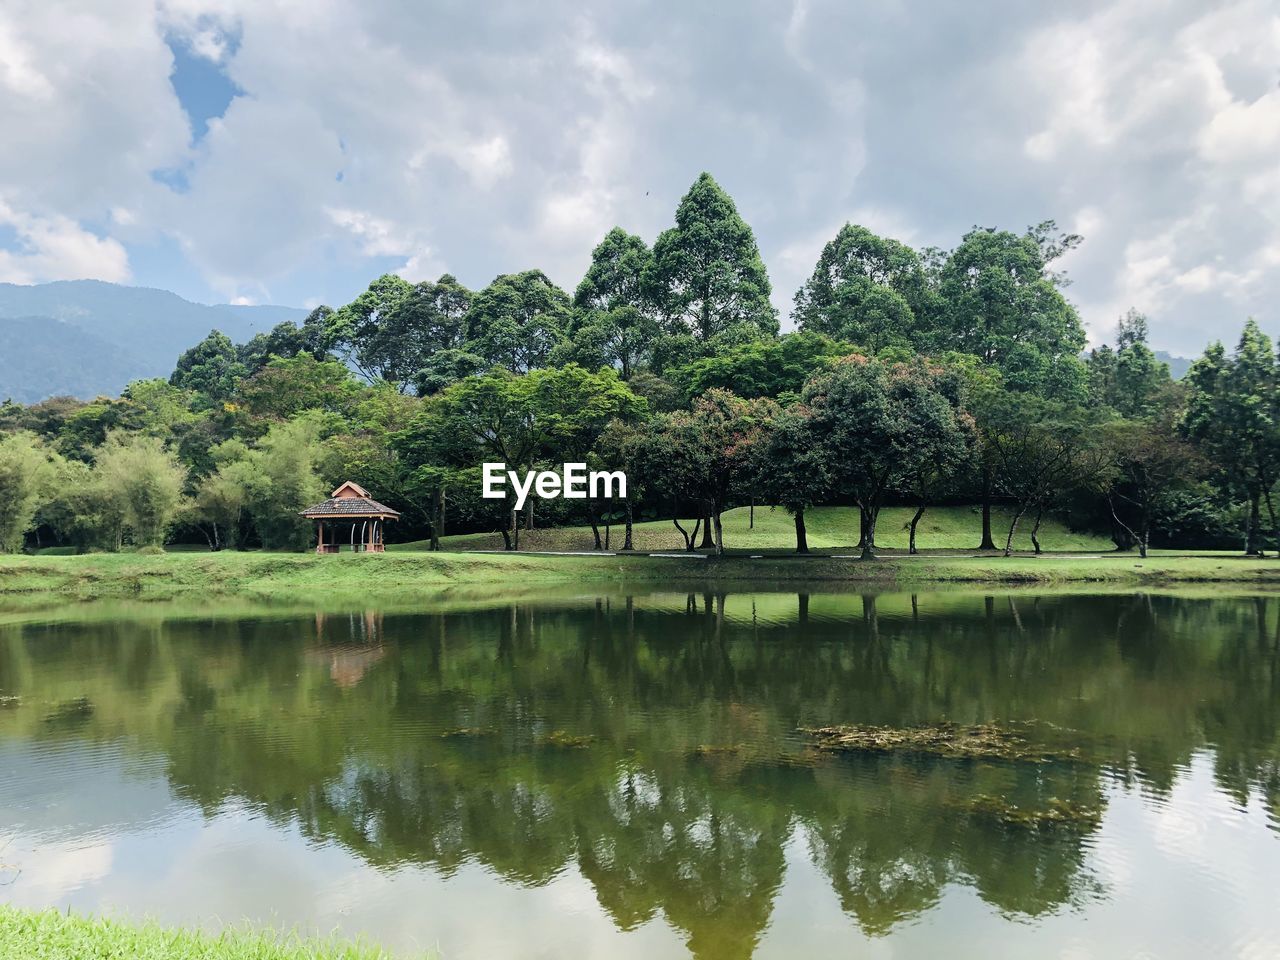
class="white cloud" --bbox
[0,0,189,219]
[0,199,130,284]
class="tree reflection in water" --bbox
[2,590,1279,958]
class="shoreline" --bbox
[5,549,1280,606]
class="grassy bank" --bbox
[5,546,1280,606]
[0,906,420,960]
[394,504,1112,553]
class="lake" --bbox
[1,588,1278,959]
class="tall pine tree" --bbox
[647,173,777,365]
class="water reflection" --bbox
[1,591,1279,958]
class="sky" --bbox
[0,0,1277,355]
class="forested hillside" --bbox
[0,280,306,401]
[0,174,1266,558]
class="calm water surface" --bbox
[1,589,1279,959]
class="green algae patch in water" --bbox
[535,730,596,749]
[801,721,1085,763]
[957,794,1104,831]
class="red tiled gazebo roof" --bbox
[299,481,401,520]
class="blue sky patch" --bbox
[166,32,243,144]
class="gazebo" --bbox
[300,481,400,554]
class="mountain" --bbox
[0,281,308,403]
[1153,351,1192,380]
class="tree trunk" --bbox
[430,488,444,551]
[749,497,755,530]
[590,517,602,550]
[622,501,634,551]
[1004,502,1028,557]
[524,501,534,531]
[857,507,867,550]
[1266,488,1280,559]
[713,509,724,556]
[908,504,926,555]
[499,526,512,551]
[1029,506,1044,555]
[1110,514,1135,551]
[859,505,879,560]
[979,464,997,550]
[674,516,700,551]
[794,509,809,554]
[699,510,714,549]
[1246,489,1262,556]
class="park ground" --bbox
[4,506,1280,605]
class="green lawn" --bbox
[393,504,1112,553]
[5,547,1280,609]
[0,906,425,960]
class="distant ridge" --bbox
[0,280,307,403]
[1153,350,1192,380]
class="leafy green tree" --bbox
[117,379,200,438]
[54,397,132,462]
[1183,320,1280,555]
[559,306,660,381]
[0,395,86,439]
[170,330,247,408]
[237,354,363,423]
[937,223,1086,397]
[564,228,659,378]
[802,357,970,559]
[657,389,777,555]
[34,458,112,551]
[1086,310,1171,417]
[93,432,188,547]
[936,222,1087,547]
[891,363,975,554]
[577,227,654,314]
[647,173,778,364]
[755,404,829,552]
[592,417,651,550]
[462,270,571,374]
[984,396,1108,555]
[237,309,334,373]
[668,331,852,402]
[792,224,937,351]
[1097,416,1200,558]
[399,366,643,549]
[1086,343,1118,406]
[327,274,415,386]
[0,431,58,552]
[195,418,327,552]
[321,387,426,538]
[381,274,474,393]
[243,417,328,550]
[190,441,258,550]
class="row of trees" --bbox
[0,172,1267,555]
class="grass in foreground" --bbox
[0,906,420,960]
